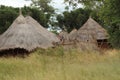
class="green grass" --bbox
[0,47,120,80]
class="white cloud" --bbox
[0,0,66,12]
[0,0,32,7]
[0,0,82,13]
[52,0,65,12]
[52,0,83,13]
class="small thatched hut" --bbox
[68,28,78,42]
[0,14,53,53]
[25,16,60,43]
[77,17,109,48]
[59,30,69,44]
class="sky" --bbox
[0,0,66,12]
[0,0,31,7]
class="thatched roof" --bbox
[0,15,53,51]
[59,30,69,41]
[68,28,78,41]
[25,16,60,43]
[77,29,96,43]
[77,17,108,42]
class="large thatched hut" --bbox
[25,16,60,43]
[77,17,109,48]
[0,14,53,54]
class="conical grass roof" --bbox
[77,17,108,42]
[0,15,53,52]
[77,29,96,43]
[59,30,69,41]
[69,28,78,41]
[25,16,60,43]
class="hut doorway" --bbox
[97,39,110,48]
[0,48,29,57]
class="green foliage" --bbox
[22,6,50,28]
[108,22,120,48]
[98,0,120,48]
[30,0,56,28]
[0,5,18,34]
[64,0,104,10]
[109,30,120,48]
[0,5,52,34]
[31,0,55,13]
[57,8,102,32]
[57,8,91,32]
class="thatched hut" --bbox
[0,14,53,54]
[77,17,109,49]
[25,16,60,43]
[59,30,69,44]
[69,28,78,42]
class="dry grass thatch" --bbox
[59,30,69,41]
[25,16,60,43]
[68,28,78,41]
[75,17,109,50]
[77,17,108,41]
[77,29,96,43]
[0,15,54,52]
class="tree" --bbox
[98,0,120,48]
[57,8,101,32]
[22,6,50,28]
[0,5,51,34]
[31,0,54,13]
[64,0,104,10]
[0,5,18,34]
[25,0,56,29]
